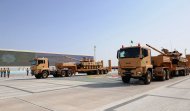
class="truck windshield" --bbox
[31,60,37,65]
[119,47,140,58]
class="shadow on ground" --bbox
[80,79,147,88]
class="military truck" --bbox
[117,45,153,84]
[117,44,189,85]
[31,58,52,79]
[31,57,112,79]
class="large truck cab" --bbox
[31,58,49,79]
[117,45,153,84]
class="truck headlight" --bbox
[137,72,141,74]
[37,69,42,73]
[135,67,143,74]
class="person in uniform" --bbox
[3,68,6,77]
[26,68,29,76]
[0,68,3,77]
[7,68,10,78]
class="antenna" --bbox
[130,40,133,47]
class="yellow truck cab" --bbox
[117,45,153,84]
[31,58,49,79]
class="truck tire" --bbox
[161,70,166,81]
[144,70,152,85]
[183,70,187,76]
[35,75,41,79]
[175,71,179,77]
[66,70,72,77]
[103,70,106,74]
[87,72,91,75]
[187,69,190,75]
[61,70,66,77]
[100,70,103,74]
[122,76,130,83]
[166,70,170,80]
[106,70,109,74]
[170,71,175,78]
[42,71,48,78]
[96,70,99,75]
[103,70,108,74]
[179,70,186,76]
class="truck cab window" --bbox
[119,51,126,58]
[119,48,140,58]
[142,48,148,57]
[31,60,37,65]
[38,60,44,64]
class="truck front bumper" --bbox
[123,72,143,77]
[31,70,41,75]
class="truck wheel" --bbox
[106,70,109,74]
[100,70,103,74]
[103,70,108,74]
[187,69,190,75]
[61,70,66,77]
[122,76,130,83]
[166,70,170,80]
[183,70,187,76]
[175,71,179,77]
[35,75,41,79]
[66,70,72,77]
[170,71,175,79]
[144,71,152,85]
[103,70,106,74]
[87,72,91,75]
[96,70,99,75]
[161,70,166,81]
[179,70,185,76]
[42,71,48,78]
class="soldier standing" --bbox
[0,68,3,77]
[3,68,6,77]
[7,68,10,78]
[26,68,29,76]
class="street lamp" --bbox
[185,48,187,58]
[94,45,96,62]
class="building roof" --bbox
[0,49,92,57]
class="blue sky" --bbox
[0,0,190,66]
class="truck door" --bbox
[141,48,151,67]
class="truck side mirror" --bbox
[117,50,119,59]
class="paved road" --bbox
[0,72,189,111]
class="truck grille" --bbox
[123,68,134,72]
[122,68,135,75]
